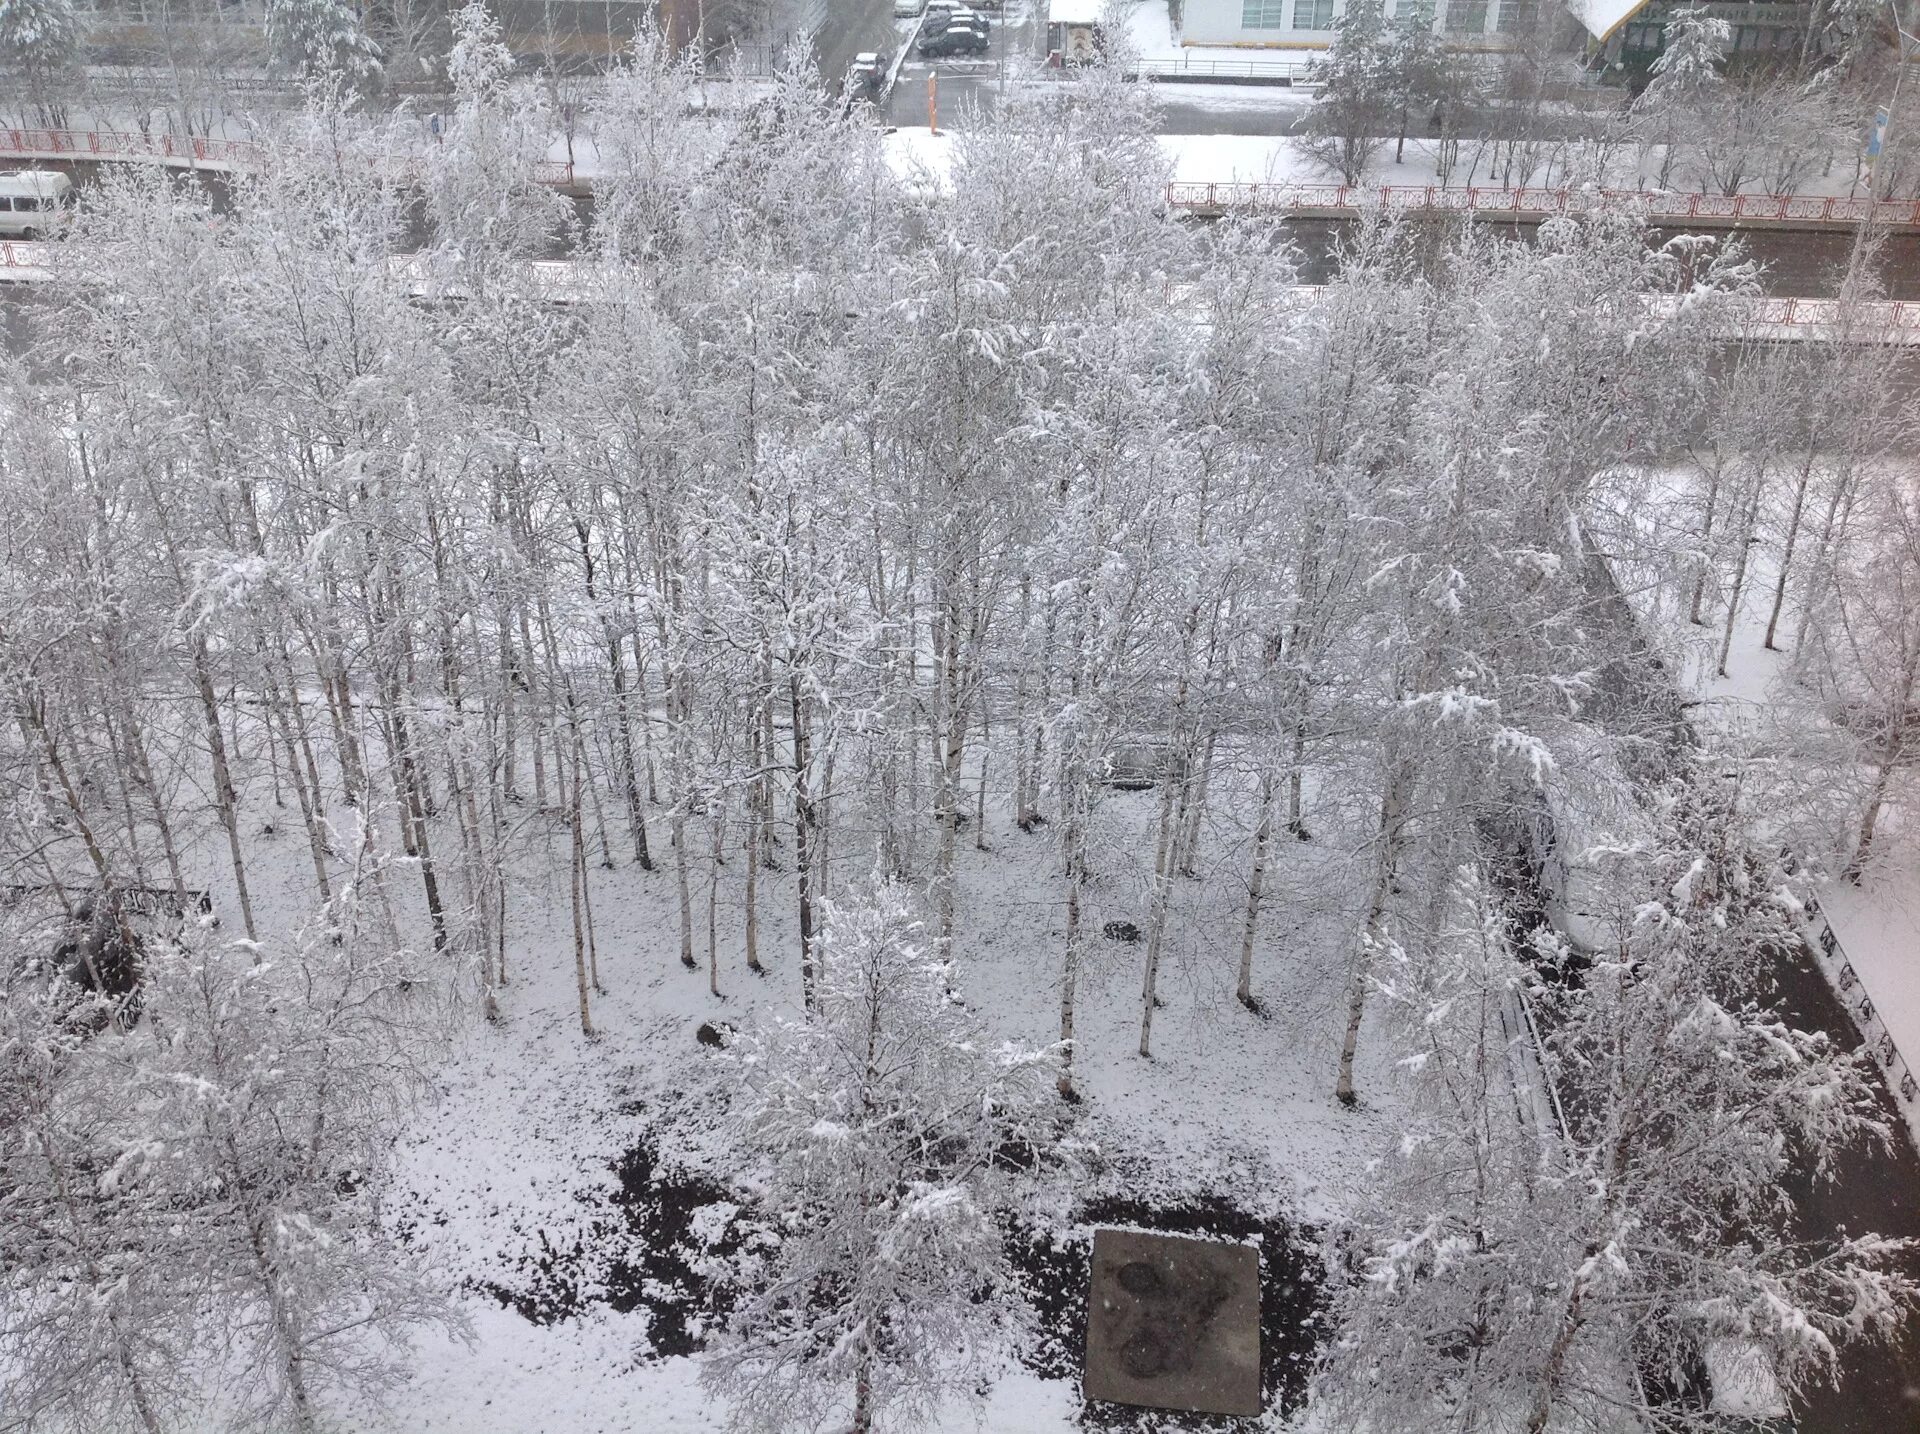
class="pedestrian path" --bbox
[1805,858,1920,1150]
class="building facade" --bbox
[1180,0,1537,48]
[1179,0,1813,58]
[1582,0,1813,70]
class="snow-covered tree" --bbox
[0,925,193,1434]
[1635,5,1730,188]
[1298,0,1397,185]
[1684,77,1848,197]
[131,923,461,1429]
[1323,785,1915,1431]
[1796,455,1920,879]
[0,0,80,128]
[703,881,1061,1434]
[0,909,462,1430]
[267,0,382,88]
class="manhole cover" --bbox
[1083,1227,1261,1417]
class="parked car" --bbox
[924,0,995,25]
[893,0,925,16]
[917,24,989,54]
[847,50,889,97]
[921,9,989,38]
[0,170,73,241]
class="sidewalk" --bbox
[1628,460,1920,1153]
[1806,853,1920,1150]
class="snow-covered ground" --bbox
[244,766,1398,1430]
[883,126,1874,195]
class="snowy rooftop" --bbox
[1050,0,1104,24]
[1564,0,1653,42]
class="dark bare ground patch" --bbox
[472,1127,762,1358]
[463,1130,1329,1424]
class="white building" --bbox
[1179,0,1535,48]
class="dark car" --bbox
[918,24,989,55]
[846,51,889,98]
[922,7,988,33]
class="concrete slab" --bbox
[1083,1228,1261,1418]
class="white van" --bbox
[0,171,73,241]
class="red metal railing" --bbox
[2,128,575,188]
[1163,180,1920,227]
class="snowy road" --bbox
[812,0,914,91]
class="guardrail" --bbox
[1801,889,1920,1151]
[1130,56,1319,83]
[6,125,260,169]
[1164,180,1920,227]
[1,127,576,187]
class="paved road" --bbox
[884,0,1039,127]
[817,0,917,93]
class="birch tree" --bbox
[704,881,1059,1434]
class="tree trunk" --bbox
[1764,451,1816,650]
[1174,730,1216,876]
[1138,762,1187,1059]
[191,645,258,942]
[1238,766,1277,1010]
[1792,462,1860,661]
[744,719,765,975]
[1337,769,1409,1106]
[1688,461,1726,626]
[792,673,819,1010]
[1058,786,1087,1102]
[1715,467,1767,679]
[975,701,991,851]
[853,1341,873,1434]
[568,735,596,1037]
[708,794,725,998]
[932,600,972,956]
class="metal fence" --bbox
[1128,55,1319,83]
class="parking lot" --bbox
[879,0,1041,127]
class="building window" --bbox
[1445,0,1486,30]
[1293,0,1333,27]
[1241,0,1287,25]
[1494,0,1534,30]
